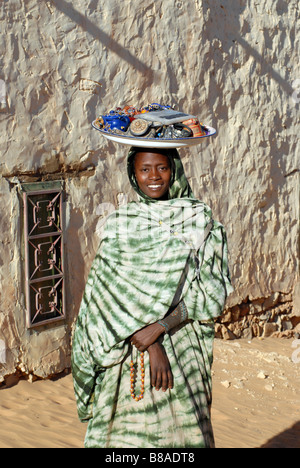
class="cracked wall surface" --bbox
[0,0,299,380]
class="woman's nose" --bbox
[149,169,161,179]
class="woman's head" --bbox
[127,146,194,201]
[133,150,172,200]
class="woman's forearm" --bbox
[157,300,188,334]
[130,322,165,352]
[130,301,188,351]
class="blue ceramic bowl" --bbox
[103,114,131,131]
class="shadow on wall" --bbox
[260,421,300,448]
[199,0,298,294]
[51,0,154,79]
[51,0,296,114]
[201,0,294,97]
[64,205,87,322]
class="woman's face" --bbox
[134,151,172,199]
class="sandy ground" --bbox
[0,337,299,449]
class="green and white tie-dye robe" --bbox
[71,148,233,448]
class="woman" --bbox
[71,147,233,448]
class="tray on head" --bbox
[92,121,216,148]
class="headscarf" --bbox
[71,147,233,421]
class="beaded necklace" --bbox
[130,351,145,402]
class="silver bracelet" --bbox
[158,319,170,333]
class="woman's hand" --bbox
[147,342,173,392]
[130,322,165,352]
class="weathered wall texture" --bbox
[0,0,299,380]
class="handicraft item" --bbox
[92,103,216,148]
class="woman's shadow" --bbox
[260,422,300,448]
